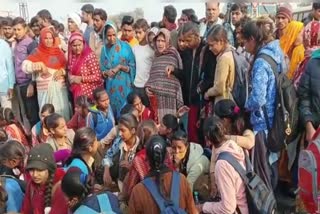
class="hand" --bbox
[103,166,113,187]
[177,105,190,117]
[72,76,82,84]
[306,122,316,142]
[7,89,13,99]
[53,69,64,81]
[26,84,34,97]
[119,160,131,169]
[204,93,210,100]
[32,62,43,72]
[103,70,115,78]
[210,181,218,198]
[166,65,175,77]
[145,87,153,96]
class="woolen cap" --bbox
[277,5,293,21]
[26,144,56,173]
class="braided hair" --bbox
[44,172,54,214]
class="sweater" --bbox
[203,140,249,214]
[0,39,15,93]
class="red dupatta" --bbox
[67,32,93,76]
[27,28,66,69]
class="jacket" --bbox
[174,41,216,106]
[186,143,210,191]
[245,40,287,132]
[298,50,320,127]
[203,140,249,214]
[0,39,15,93]
[13,36,37,85]
[206,46,235,104]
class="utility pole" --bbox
[19,2,29,22]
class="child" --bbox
[44,113,74,166]
[61,167,121,213]
[0,140,26,212]
[127,92,155,122]
[31,104,55,146]
[22,143,66,214]
[103,114,140,191]
[67,95,91,131]
[0,107,30,152]
[86,87,115,141]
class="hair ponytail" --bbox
[44,173,54,214]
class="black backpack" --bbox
[231,49,250,110]
[259,54,299,152]
[218,151,276,214]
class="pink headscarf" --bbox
[67,32,92,76]
[303,21,320,57]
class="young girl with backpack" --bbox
[31,104,55,146]
[22,143,66,214]
[67,95,91,131]
[129,135,197,214]
[61,167,121,214]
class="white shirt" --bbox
[132,44,154,88]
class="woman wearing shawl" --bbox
[145,28,184,124]
[22,28,71,120]
[100,21,136,119]
[68,32,103,105]
[294,21,320,87]
[280,21,305,80]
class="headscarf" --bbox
[67,32,92,75]
[303,21,320,57]
[280,21,305,79]
[153,28,183,70]
[27,28,66,69]
[68,12,82,30]
[146,27,159,43]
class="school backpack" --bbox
[74,192,120,214]
[297,128,320,213]
[142,171,187,214]
[231,49,250,110]
[218,151,276,214]
[259,54,299,152]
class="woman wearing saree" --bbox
[280,21,305,80]
[22,28,71,120]
[68,32,103,104]
[100,21,136,119]
[145,28,184,123]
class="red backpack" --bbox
[298,128,320,213]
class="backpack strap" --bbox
[170,171,180,207]
[74,204,96,214]
[96,193,115,213]
[142,177,167,212]
[217,152,248,183]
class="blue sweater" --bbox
[0,39,15,93]
[245,40,287,132]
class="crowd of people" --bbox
[0,1,320,213]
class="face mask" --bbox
[175,149,187,161]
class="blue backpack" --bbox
[142,171,187,214]
[74,193,120,214]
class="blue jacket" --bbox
[5,178,24,212]
[245,40,286,132]
[0,39,15,93]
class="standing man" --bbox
[120,15,139,47]
[0,39,15,108]
[36,9,53,29]
[81,4,95,44]
[275,4,293,39]
[13,17,39,130]
[28,16,41,44]
[200,2,234,46]
[162,5,178,31]
[303,3,320,26]
[2,17,16,50]
[67,12,82,34]
[230,3,247,48]
[89,8,107,59]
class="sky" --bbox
[0,0,208,23]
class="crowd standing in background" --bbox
[1,1,320,214]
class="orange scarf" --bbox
[280,21,305,80]
[27,28,66,70]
